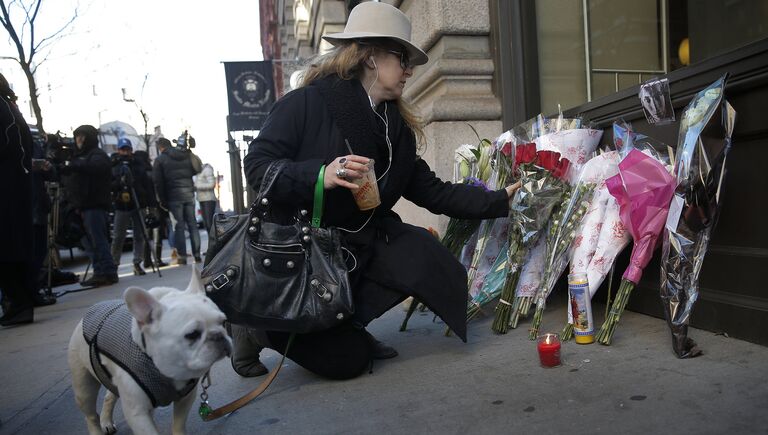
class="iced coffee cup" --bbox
[351,159,381,210]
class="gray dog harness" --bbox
[82,300,197,407]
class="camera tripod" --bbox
[43,182,62,297]
[118,162,163,278]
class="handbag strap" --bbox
[311,165,325,228]
[200,333,295,421]
[254,160,288,210]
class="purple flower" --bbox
[464,176,490,191]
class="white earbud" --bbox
[370,56,377,69]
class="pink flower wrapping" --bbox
[605,149,676,284]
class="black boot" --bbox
[230,324,269,377]
[365,331,398,359]
[33,290,57,307]
[133,263,146,276]
[80,273,118,287]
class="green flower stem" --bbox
[491,269,521,334]
[400,297,421,332]
[561,323,574,341]
[529,305,545,340]
[596,279,635,345]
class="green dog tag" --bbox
[198,402,213,420]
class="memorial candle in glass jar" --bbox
[537,333,562,367]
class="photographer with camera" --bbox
[153,136,203,265]
[110,138,156,275]
[0,73,36,326]
[59,125,118,287]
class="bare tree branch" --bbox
[0,0,29,64]
[0,0,80,134]
[34,8,78,54]
[26,0,40,63]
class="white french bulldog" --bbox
[68,272,232,435]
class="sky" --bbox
[1,0,263,211]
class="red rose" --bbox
[514,143,537,169]
[536,150,560,172]
[501,141,513,157]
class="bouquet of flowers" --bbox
[463,135,518,323]
[502,121,603,330]
[595,148,676,344]
[492,143,572,334]
[660,75,736,358]
[441,139,494,259]
[561,150,628,340]
[529,179,595,339]
[465,134,516,288]
[523,127,604,338]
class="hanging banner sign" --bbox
[224,61,275,131]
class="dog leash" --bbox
[198,333,295,421]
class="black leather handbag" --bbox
[200,160,353,333]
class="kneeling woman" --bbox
[235,2,517,380]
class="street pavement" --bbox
[2,238,768,434]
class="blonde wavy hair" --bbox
[298,39,426,150]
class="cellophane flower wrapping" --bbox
[530,172,596,338]
[492,143,572,333]
[512,120,602,298]
[568,121,669,327]
[564,151,630,340]
[466,133,516,320]
[525,129,604,337]
[660,74,736,358]
[567,151,629,324]
[502,123,602,327]
[595,147,677,344]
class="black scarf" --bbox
[313,75,396,187]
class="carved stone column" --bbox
[395,0,502,232]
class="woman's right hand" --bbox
[324,155,371,190]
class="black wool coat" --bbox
[243,76,508,341]
[111,156,156,210]
[61,144,112,211]
[0,95,34,263]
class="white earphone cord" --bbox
[2,97,29,174]
[337,60,393,234]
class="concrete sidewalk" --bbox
[2,249,767,434]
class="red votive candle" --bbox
[537,333,562,368]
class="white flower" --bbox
[455,144,478,163]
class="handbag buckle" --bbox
[211,273,230,290]
[310,278,333,302]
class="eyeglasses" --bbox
[383,49,412,70]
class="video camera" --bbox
[173,129,196,149]
[45,133,76,165]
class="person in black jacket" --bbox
[133,149,168,268]
[152,137,202,264]
[60,125,118,287]
[110,138,156,275]
[0,73,36,326]
[237,2,519,379]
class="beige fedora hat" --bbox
[322,2,428,66]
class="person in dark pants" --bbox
[110,138,156,275]
[0,73,36,326]
[194,162,218,234]
[235,2,519,379]
[60,125,118,287]
[152,138,202,264]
